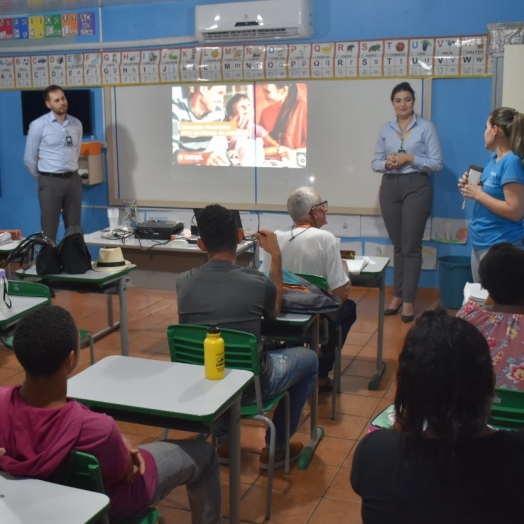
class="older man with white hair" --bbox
[260,186,357,391]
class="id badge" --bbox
[66,135,73,147]
[398,148,405,154]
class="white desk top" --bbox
[357,256,390,275]
[84,231,255,255]
[68,355,253,422]
[0,295,50,330]
[16,264,136,284]
[0,472,109,524]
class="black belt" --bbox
[39,170,77,179]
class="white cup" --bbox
[107,208,119,231]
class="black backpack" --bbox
[58,226,92,274]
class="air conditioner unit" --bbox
[195,0,313,43]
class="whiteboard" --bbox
[107,78,425,214]
[502,44,524,113]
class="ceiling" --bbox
[0,0,183,16]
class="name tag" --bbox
[66,135,73,147]
[398,148,405,154]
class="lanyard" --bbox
[396,128,412,151]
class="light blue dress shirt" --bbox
[371,113,443,174]
[23,111,83,179]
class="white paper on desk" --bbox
[344,257,368,274]
[365,241,394,263]
[324,215,360,237]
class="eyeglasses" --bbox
[311,200,328,211]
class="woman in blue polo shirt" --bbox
[459,107,524,282]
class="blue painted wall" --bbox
[0,0,523,288]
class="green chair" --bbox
[167,324,290,521]
[488,387,524,430]
[295,273,343,421]
[61,450,160,524]
[5,280,95,364]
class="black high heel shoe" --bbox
[401,314,415,323]
[384,302,403,316]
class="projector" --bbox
[135,220,184,240]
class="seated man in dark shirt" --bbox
[176,204,318,469]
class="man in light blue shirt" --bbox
[24,85,83,241]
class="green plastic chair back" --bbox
[63,451,160,524]
[167,324,260,374]
[8,280,51,299]
[489,387,524,430]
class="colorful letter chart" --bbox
[160,48,180,83]
[222,46,245,80]
[61,14,79,37]
[360,40,384,77]
[13,18,29,40]
[433,37,460,77]
[45,15,62,38]
[243,45,266,80]
[0,57,15,89]
[335,42,359,78]
[66,54,84,86]
[84,52,102,85]
[0,32,491,90]
[180,47,201,82]
[48,54,67,85]
[384,39,408,76]
[31,55,49,87]
[311,42,335,78]
[289,44,311,78]
[28,16,45,39]
[409,38,435,76]
[102,52,121,85]
[200,47,223,81]
[264,45,289,79]
[79,13,95,36]
[14,56,32,88]
[120,51,140,84]
[460,35,488,75]
[0,18,13,41]
[141,49,160,83]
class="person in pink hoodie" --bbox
[0,306,222,524]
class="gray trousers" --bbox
[37,173,82,241]
[379,173,432,304]
[140,439,222,524]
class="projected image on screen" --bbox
[172,82,307,168]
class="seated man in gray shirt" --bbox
[176,204,318,469]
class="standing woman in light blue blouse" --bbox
[372,82,443,322]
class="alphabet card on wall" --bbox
[311,42,335,78]
[288,43,311,79]
[335,41,359,78]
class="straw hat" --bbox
[92,247,131,272]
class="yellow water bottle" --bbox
[204,323,225,380]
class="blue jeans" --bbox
[215,346,318,450]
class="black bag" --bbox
[35,236,62,275]
[0,232,60,274]
[58,226,91,274]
